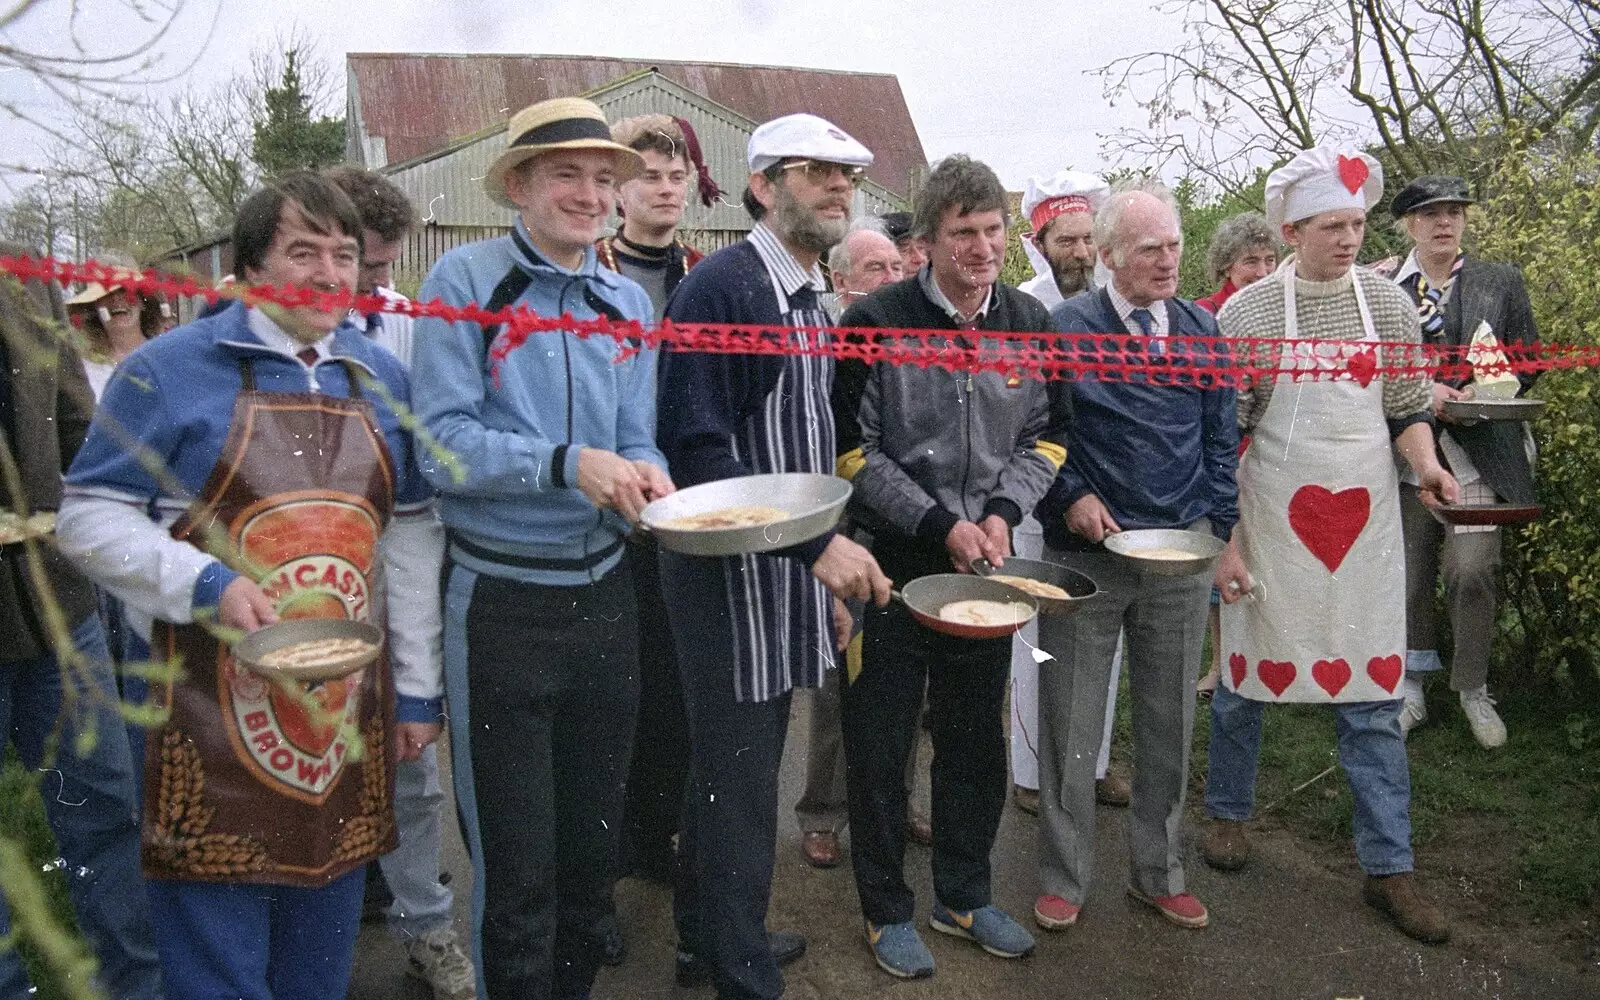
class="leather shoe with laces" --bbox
[1364,873,1450,944]
[1095,774,1131,807]
[675,930,806,987]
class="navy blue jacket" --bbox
[1037,287,1240,552]
[657,239,832,564]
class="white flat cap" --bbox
[748,114,873,173]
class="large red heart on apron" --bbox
[1257,659,1297,697]
[1288,485,1370,573]
[1312,658,1352,698]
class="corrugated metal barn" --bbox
[378,69,910,288]
[346,53,928,290]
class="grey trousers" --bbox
[795,668,922,834]
[1399,484,1501,692]
[1036,548,1210,904]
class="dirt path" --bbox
[347,698,1596,999]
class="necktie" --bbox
[296,346,319,367]
[1414,254,1462,340]
[1130,308,1155,335]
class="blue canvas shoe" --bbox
[929,901,1036,958]
[865,920,935,979]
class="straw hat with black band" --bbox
[483,98,646,209]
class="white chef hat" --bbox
[1022,170,1110,235]
[748,114,873,174]
[1264,146,1384,229]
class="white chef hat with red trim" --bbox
[1264,146,1384,229]
[1022,170,1110,235]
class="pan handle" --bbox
[969,558,996,576]
[1225,576,1265,601]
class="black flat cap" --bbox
[879,211,914,244]
[1390,175,1474,217]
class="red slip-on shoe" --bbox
[1126,888,1209,928]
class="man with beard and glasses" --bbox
[656,113,893,1000]
[1010,169,1131,821]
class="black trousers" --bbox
[840,541,1011,925]
[460,564,640,1000]
[620,539,690,879]
[661,551,792,1000]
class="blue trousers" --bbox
[0,615,161,1000]
[1204,685,1414,875]
[146,869,364,1000]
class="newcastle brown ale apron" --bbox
[143,356,397,887]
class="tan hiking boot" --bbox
[1363,873,1450,944]
[1202,818,1251,871]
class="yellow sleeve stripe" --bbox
[836,447,867,481]
[1034,440,1067,471]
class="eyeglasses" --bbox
[780,159,867,187]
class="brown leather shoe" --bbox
[801,831,840,868]
[906,812,933,846]
[1012,785,1040,816]
[1095,774,1131,807]
[1202,818,1251,871]
[1363,873,1451,944]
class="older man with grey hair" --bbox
[1031,181,1240,934]
[823,222,904,320]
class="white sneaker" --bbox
[1398,676,1427,737]
[1459,686,1507,749]
[404,926,477,1000]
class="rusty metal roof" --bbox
[346,52,928,197]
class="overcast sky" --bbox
[0,0,1193,195]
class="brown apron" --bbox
[143,356,398,887]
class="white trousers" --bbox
[1009,519,1119,791]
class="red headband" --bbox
[1030,195,1092,234]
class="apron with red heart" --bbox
[141,356,398,886]
[1220,261,1406,703]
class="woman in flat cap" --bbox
[1389,175,1540,749]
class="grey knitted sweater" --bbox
[1216,266,1432,432]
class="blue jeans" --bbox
[1205,685,1414,875]
[0,615,162,1000]
[147,868,364,1000]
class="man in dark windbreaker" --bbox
[833,155,1067,980]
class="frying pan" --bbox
[969,556,1100,617]
[639,473,850,557]
[893,574,1038,640]
[1103,528,1225,578]
[1441,397,1544,423]
[1433,502,1541,526]
[234,618,384,683]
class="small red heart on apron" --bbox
[1366,654,1403,693]
[1336,155,1369,195]
[1257,659,1297,697]
[1288,485,1371,573]
[1346,349,1378,388]
[1312,658,1352,698]
[1229,652,1248,689]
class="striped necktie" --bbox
[1414,254,1464,339]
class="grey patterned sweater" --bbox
[1216,266,1432,434]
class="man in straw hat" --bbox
[412,96,674,999]
[1206,145,1456,944]
[655,112,892,999]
